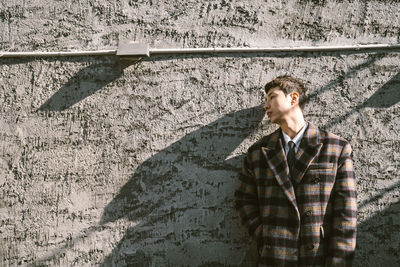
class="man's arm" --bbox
[234,153,262,245]
[327,142,357,266]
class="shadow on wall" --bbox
[319,70,400,265]
[320,71,400,265]
[303,54,386,107]
[36,51,388,112]
[324,71,400,128]
[360,72,400,108]
[96,68,400,266]
[31,53,399,265]
[38,58,135,111]
[355,181,400,267]
[99,106,265,266]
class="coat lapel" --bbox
[260,123,323,211]
[291,123,323,184]
[261,129,298,210]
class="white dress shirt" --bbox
[282,122,308,156]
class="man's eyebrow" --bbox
[267,91,275,98]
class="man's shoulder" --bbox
[313,123,350,147]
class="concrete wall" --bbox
[0,1,399,266]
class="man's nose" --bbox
[264,102,270,110]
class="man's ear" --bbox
[290,92,300,105]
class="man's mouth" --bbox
[267,111,272,117]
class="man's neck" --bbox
[279,115,306,139]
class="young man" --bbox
[235,76,357,266]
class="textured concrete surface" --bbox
[0,1,399,266]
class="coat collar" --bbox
[261,121,321,151]
[261,122,323,212]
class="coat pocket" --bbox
[306,163,337,185]
[309,162,335,170]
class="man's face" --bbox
[264,87,293,124]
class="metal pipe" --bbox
[149,43,400,55]
[0,50,117,57]
[0,43,399,58]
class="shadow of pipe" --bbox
[37,58,137,111]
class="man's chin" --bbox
[269,117,282,125]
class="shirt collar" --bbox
[282,122,308,149]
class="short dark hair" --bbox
[264,75,307,109]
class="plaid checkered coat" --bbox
[235,123,357,267]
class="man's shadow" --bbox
[100,106,265,266]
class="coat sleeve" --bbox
[234,152,262,245]
[326,142,357,266]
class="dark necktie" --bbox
[287,141,296,176]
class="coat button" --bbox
[305,210,312,216]
[306,244,315,250]
[266,244,272,249]
[313,177,320,184]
